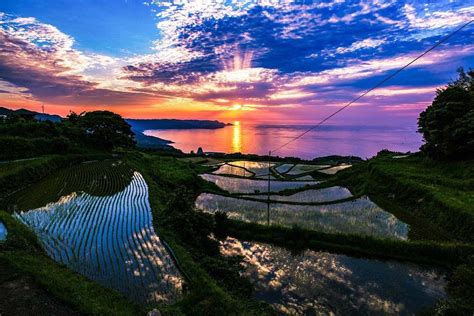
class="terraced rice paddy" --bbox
[12,161,183,304]
[220,237,446,315]
[317,163,352,175]
[196,194,408,239]
[0,221,6,241]
[242,186,352,203]
[274,164,294,174]
[199,174,318,193]
[286,164,331,175]
[213,161,276,178]
[229,161,275,177]
[213,164,253,177]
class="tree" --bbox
[66,111,135,149]
[418,68,474,160]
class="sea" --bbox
[144,122,423,160]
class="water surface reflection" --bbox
[0,221,7,241]
[221,237,446,315]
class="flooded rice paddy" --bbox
[275,163,294,174]
[220,237,446,315]
[229,161,275,177]
[198,161,408,239]
[211,161,345,180]
[213,161,276,178]
[196,194,408,239]
[241,186,352,203]
[286,164,332,175]
[11,161,183,304]
[318,163,353,175]
[0,221,7,241]
[199,174,318,193]
[213,163,254,177]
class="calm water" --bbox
[145,123,422,159]
[221,237,446,315]
[0,221,7,241]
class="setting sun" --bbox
[231,104,243,111]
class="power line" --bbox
[270,19,473,155]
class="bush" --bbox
[418,68,474,160]
[440,262,474,315]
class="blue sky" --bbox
[0,0,472,124]
[0,0,158,56]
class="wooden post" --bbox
[267,150,271,226]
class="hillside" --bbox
[126,119,230,131]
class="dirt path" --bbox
[0,260,81,316]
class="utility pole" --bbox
[267,150,271,226]
[42,104,45,114]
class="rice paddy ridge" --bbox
[14,170,184,305]
[210,160,347,182]
[237,193,358,206]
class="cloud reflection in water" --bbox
[220,237,446,315]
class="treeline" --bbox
[0,111,135,159]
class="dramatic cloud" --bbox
[0,14,160,107]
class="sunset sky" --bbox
[0,0,473,125]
